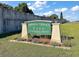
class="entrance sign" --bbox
[21,20,61,44]
[27,21,52,35]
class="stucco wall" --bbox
[0,7,52,34]
[0,8,27,34]
[0,8,4,34]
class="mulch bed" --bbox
[16,38,51,45]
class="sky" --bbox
[0,1,79,21]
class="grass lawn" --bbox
[0,22,79,57]
[60,22,79,56]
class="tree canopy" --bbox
[0,3,13,10]
[14,3,34,14]
[49,14,59,19]
[60,12,63,20]
[0,2,34,14]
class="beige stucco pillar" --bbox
[50,23,61,44]
[21,23,28,39]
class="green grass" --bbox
[60,22,79,56]
[0,22,79,56]
[0,33,72,57]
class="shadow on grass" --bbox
[0,31,21,38]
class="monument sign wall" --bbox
[21,20,61,43]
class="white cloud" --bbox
[27,3,31,6]
[34,1,47,8]
[71,5,79,11]
[39,8,43,10]
[43,11,53,16]
[29,6,36,10]
[28,1,47,10]
[55,8,68,12]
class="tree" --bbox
[5,4,13,10]
[60,12,63,20]
[0,3,3,7]
[0,2,34,14]
[14,2,34,14]
[22,6,34,14]
[49,14,59,19]
[14,6,20,11]
[0,3,13,10]
[59,12,69,23]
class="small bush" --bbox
[39,38,50,44]
[43,42,49,44]
[52,42,61,46]
[38,41,43,43]
[17,38,27,41]
[63,40,72,47]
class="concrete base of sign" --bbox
[50,23,61,44]
[21,23,28,39]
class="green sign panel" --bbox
[27,21,52,35]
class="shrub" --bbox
[38,42,43,43]
[17,38,27,41]
[63,40,72,47]
[28,33,32,38]
[38,38,50,44]
[32,38,39,43]
[43,42,49,44]
[52,42,61,46]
